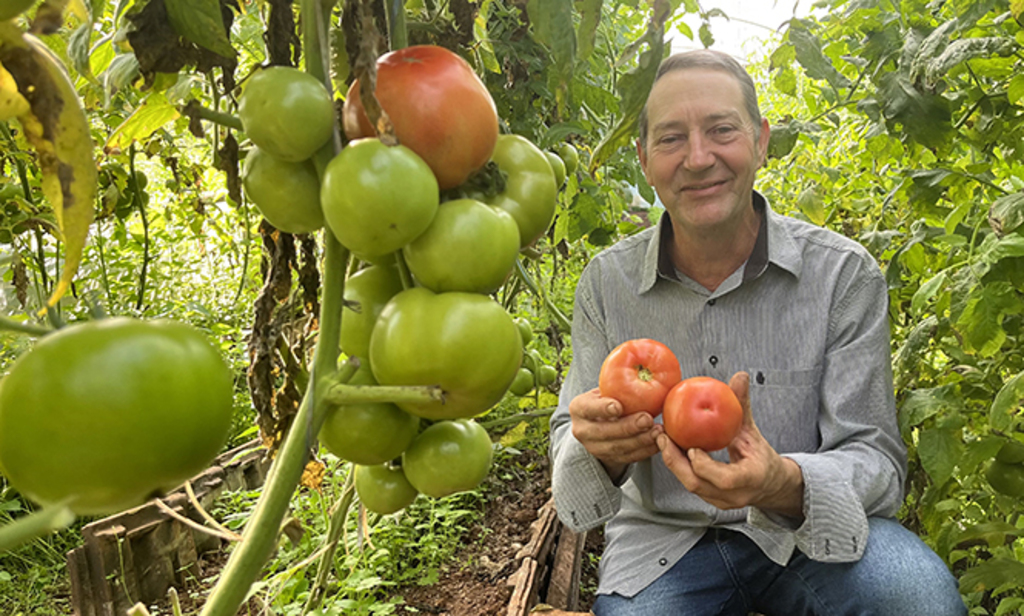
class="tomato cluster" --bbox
[598,339,743,452]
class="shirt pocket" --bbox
[748,366,823,454]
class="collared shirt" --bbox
[548,192,907,598]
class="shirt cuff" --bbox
[748,453,868,563]
[550,434,623,532]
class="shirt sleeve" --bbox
[749,259,907,563]
[549,259,626,533]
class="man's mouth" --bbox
[680,179,728,192]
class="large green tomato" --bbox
[321,139,439,257]
[0,318,234,516]
[339,263,404,360]
[370,288,522,419]
[402,198,520,294]
[354,464,419,514]
[319,363,419,465]
[402,420,492,498]
[482,134,557,248]
[238,67,335,163]
[242,147,325,234]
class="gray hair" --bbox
[637,49,762,151]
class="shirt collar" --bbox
[639,191,802,294]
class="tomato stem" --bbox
[323,382,445,406]
[300,467,356,615]
[0,502,74,553]
[637,365,653,382]
[0,315,51,336]
[514,259,572,334]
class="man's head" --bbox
[637,50,762,153]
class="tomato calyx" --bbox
[444,161,506,202]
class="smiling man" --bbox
[548,50,966,615]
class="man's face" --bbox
[638,68,770,234]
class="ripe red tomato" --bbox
[598,339,681,416]
[342,45,498,190]
[663,377,743,452]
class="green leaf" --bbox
[526,0,576,86]
[980,233,1024,264]
[952,522,1023,549]
[788,24,851,90]
[796,185,825,225]
[893,316,936,381]
[67,23,95,83]
[899,385,960,436]
[917,427,962,486]
[991,371,1024,432]
[877,72,953,148]
[575,0,602,62]
[924,38,1017,85]
[911,271,947,315]
[164,0,235,59]
[959,558,1024,594]
[910,19,958,81]
[956,284,1018,357]
[996,597,1024,616]
[989,192,1024,235]
[1013,0,1024,20]
[106,93,181,151]
[1009,74,1024,106]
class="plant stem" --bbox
[301,468,356,615]
[0,315,51,336]
[0,503,75,553]
[323,382,445,406]
[190,104,244,132]
[514,259,572,333]
[478,407,556,431]
[129,144,150,312]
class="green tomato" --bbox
[321,139,439,257]
[483,134,557,248]
[339,263,405,360]
[319,363,420,465]
[238,67,335,162]
[514,318,533,346]
[509,368,535,397]
[403,198,520,294]
[986,459,1024,497]
[537,364,558,387]
[355,464,419,514]
[995,439,1024,465]
[557,142,579,175]
[242,147,325,234]
[402,419,492,498]
[545,151,566,187]
[370,288,523,419]
[0,318,234,515]
[522,349,544,373]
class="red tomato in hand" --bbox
[598,339,682,416]
[663,377,743,452]
[342,45,498,190]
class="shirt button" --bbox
[756,371,765,385]
[709,355,718,366]
[659,558,668,566]
[707,298,716,306]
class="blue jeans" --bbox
[592,518,966,616]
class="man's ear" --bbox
[756,117,771,167]
[637,138,650,180]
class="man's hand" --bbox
[570,388,663,482]
[656,372,805,518]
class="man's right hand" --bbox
[569,388,663,482]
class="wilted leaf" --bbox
[105,92,181,152]
[165,0,235,59]
[988,192,1024,236]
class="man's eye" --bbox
[712,126,737,136]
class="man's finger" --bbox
[688,447,743,491]
[657,434,701,491]
[729,371,753,428]
[574,411,657,444]
[571,389,624,421]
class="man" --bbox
[548,50,966,615]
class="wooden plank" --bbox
[545,529,586,610]
[506,558,539,616]
[516,499,558,562]
[66,547,95,616]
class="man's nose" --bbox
[682,134,715,171]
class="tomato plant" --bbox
[320,138,439,257]
[238,66,335,163]
[339,263,404,360]
[0,318,234,515]
[401,419,492,498]
[319,363,420,465]
[342,45,498,190]
[663,377,743,452]
[478,134,558,248]
[354,463,419,514]
[241,147,324,234]
[370,288,523,419]
[598,339,681,416]
[402,198,520,294]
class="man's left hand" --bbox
[656,371,805,518]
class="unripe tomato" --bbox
[986,459,1024,497]
[402,419,492,498]
[0,318,234,515]
[598,339,681,416]
[514,318,533,346]
[663,377,743,452]
[321,139,439,257]
[537,364,558,387]
[557,143,579,175]
[545,151,566,187]
[370,288,523,419]
[509,368,535,396]
[995,439,1024,465]
[342,45,498,190]
[242,147,325,234]
[238,67,335,162]
[482,135,558,248]
[403,198,520,294]
[319,363,420,465]
[339,263,405,360]
[355,464,419,514]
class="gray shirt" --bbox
[549,193,907,598]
